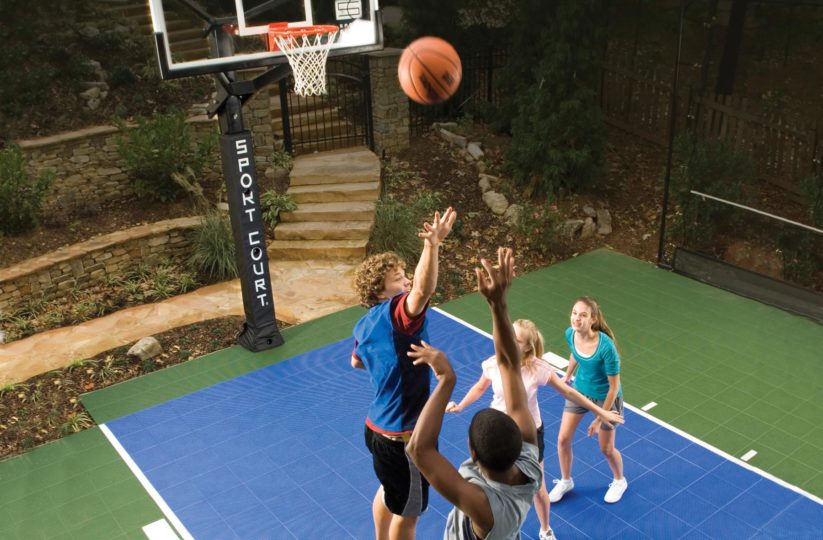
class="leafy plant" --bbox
[188,211,238,281]
[271,149,293,170]
[116,112,216,203]
[60,411,94,434]
[261,191,297,228]
[514,201,562,254]
[370,197,421,264]
[0,145,54,235]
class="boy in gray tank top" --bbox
[407,248,623,539]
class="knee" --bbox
[600,445,617,459]
[557,434,573,449]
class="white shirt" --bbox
[481,356,553,429]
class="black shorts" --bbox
[536,423,545,463]
[364,425,429,517]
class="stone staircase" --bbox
[99,0,209,62]
[268,146,380,262]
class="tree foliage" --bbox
[499,0,608,197]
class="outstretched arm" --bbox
[405,207,457,317]
[406,342,494,532]
[447,374,491,413]
[546,373,624,427]
[476,247,537,446]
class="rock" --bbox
[216,202,230,212]
[81,87,101,100]
[478,176,492,193]
[478,173,499,186]
[504,204,522,226]
[583,205,597,218]
[560,219,584,238]
[438,128,467,149]
[0,330,5,344]
[127,337,163,361]
[432,121,458,130]
[467,142,484,160]
[581,217,597,239]
[86,97,101,111]
[78,25,100,39]
[724,241,783,279]
[642,233,652,241]
[482,191,509,215]
[476,161,487,173]
[596,208,613,235]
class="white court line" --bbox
[100,424,194,540]
[433,306,823,506]
[741,450,758,462]
[143,519,180,540]
[642,402,658,411]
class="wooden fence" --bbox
[600,62,822,195]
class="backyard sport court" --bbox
[1,249,821,539]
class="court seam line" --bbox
[99,424,194,540]
[433,306,823,507]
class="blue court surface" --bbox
[102,309,823,539]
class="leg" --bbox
[556,411,585,480]
[534,461,551,532]
[597,427,624,480]
[389,515,419,540]
[373,486,392,540]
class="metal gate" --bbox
[277,57,373,155]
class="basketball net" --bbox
[268,24,339,96]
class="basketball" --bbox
[397,37,462,105]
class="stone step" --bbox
[288,181,379,203]
[290,149,379,186]
[271,107,343,131]
[280,201,375,222]
[274,220,372,241]
[268,238,368,262]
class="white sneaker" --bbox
[604,478,628,503]
[539,527,557,540]
[548,478,574,503]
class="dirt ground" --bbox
[0,126,666,460]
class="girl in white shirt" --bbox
[448,319,617,540]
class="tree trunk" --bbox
[715,0,748,96]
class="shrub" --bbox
[261,191,297,229]
[369,190,451,263]
[370,197,421,264]
[514,201,562,254]
[669,134,754,250]
[188,211,238,281]
[116,112,216,203]
[0,145,54,235]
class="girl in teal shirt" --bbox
[549,296,627,505]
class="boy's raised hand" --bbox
[476,247,514,304]
[419,207,457,248]
[408,341,454,381]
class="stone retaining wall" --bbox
[0,217,201,314]
[17,117,220,213]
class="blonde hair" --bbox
[574,296,619,351]
[513,319,544,371]
[354,252,406,308]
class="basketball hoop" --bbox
[267,23,339,96]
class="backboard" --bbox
[148,0,383,79]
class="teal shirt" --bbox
[565,327,622,400]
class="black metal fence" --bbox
[278,56,373,155]
[409,46,508,136]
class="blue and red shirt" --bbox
[353,293,429,435]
